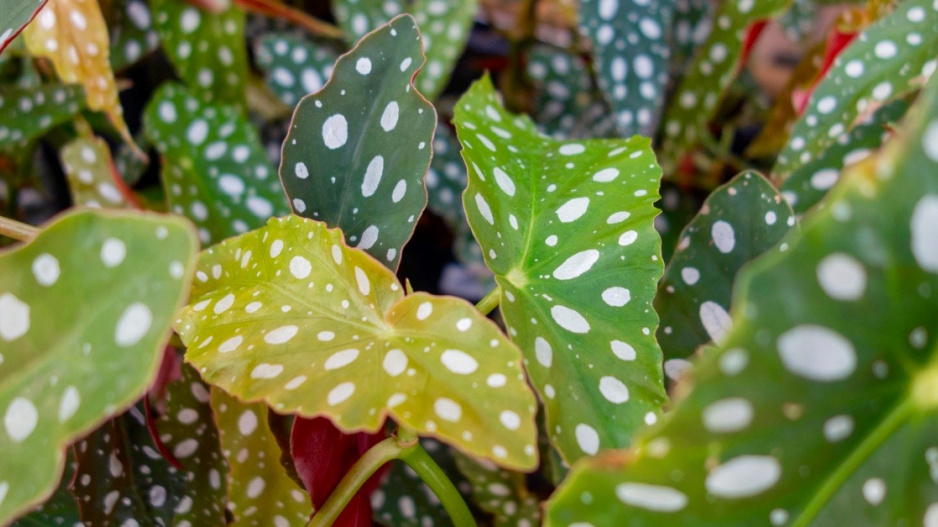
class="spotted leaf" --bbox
[143,83,289,246]
[254,32,339,108]
[660,0,789,165]
[151,0,248,106]
[773,0,938,182]
[670,0,713,78]
[279,15,436,269]
[780,98,908,215]
[578,0,673,136]
[0,209,197,524]
[546,68,938,527]
[176,215,539,470]
[11,454,79,526]
[454,76,666,464]
[22,0,136,149]
[655,171,796,382]
[0,83,86,151]
[211,390,311,526]
[106,0,160,70]
[332,0,475,100]
[527,44,617,140]
[61,136,135,209]
[454,453,541,527]
[0,0,46,54]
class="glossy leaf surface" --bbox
[655,171,796,377]
[0,210,197,524]
[773,0,938,182]
[176,215,539,470]
[151,0,248,105]
[0,83,85,151]
[212,390,311,525]
[22,0,135,147]
[454,76,666,464]
[579,0,672,136]
[143,83,289,246]
[546,68,938,527]
[280,15,435,269]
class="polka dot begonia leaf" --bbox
[60,136,133,209]
[546,69,938,527]
[279,15,436,270]
[106,0,160,71]
[254,32,339,108]
[773,0,938,183]
[0,83,86,151]
[22,0,137,150]
[175,215,540,471]
[453,452,541,527]
[527,44,617,141]
[11,454,79,526]
[0,209,198,525]
[0,0,46,54]
[332,0,476,101]
[779,98,908,215]
[578,0,673,137]
[659,0,790,167]
[151,0,248,106]
[453,75,666,465]
[71,372,227,527]
[670,0,713,80]
[143,83,290,246]
[212,389,311,526]
[655,182,703,264]
[373,439,471,527]
[655,171,797,384]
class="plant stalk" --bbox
[398,443,477,527]
[0,216,38,242]
[306,437,402,527]
[475,286,501,316]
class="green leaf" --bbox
[527,44,617,140]
[578,0,673,136]
[332,0,475,100]
[175,215,539,470]
[780,98,908,215]
[773,0,937,183]
[546,68,938,527]
[454,75,666,464]
[670,0,713,78]
[143,83,289,246]
[11,453,79,526]
[279,14,436,269]
[60,136,133,209]
[453,452,541,527]
[0,209,197,524]
[107,0,160,71]
[0,83,86,151]
[655,182,703,264]
[0,0,45,53]
[211,389,311,526]
[655,171,796,379]
[151,0,248,105]
[660,0,790,163]
[254,32,339,107]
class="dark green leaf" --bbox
[280,15,436,269]
[106,0,159,70]
[254,32,339,107]
[0,83,86,151]
[454,452,541,527]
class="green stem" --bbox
[475,286,501,316]
[790,398,914,527]
[399,443,477,527]
[307,437,402,527]
[0,215,38,242]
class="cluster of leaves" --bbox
[1,0,937,526]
